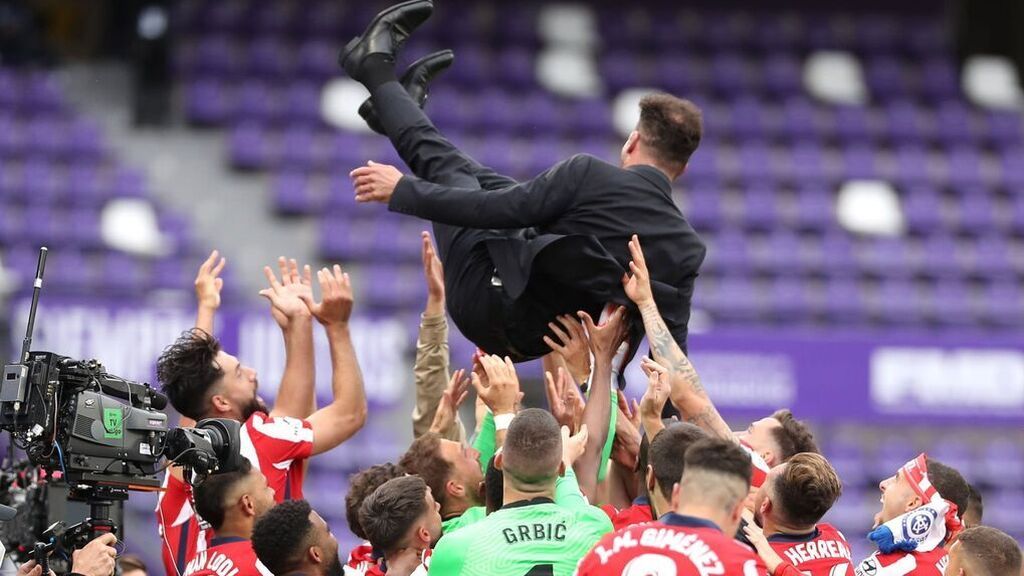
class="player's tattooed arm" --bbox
[624,235,735,443]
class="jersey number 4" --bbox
[524,565,554,576]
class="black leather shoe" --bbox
[339,0,434,82]
[358,49,455,134]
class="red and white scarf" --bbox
[876,454,963,553]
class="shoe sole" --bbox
[339,0,434,69]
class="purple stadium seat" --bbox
[927,280,975,326]
[982,280,1024,326]
[977,439,1024,488]
[823,278,865,323]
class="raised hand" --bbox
[470,355,520,415]
[622,234,654,306]
[260,259,314,328]
[299,265,355,326]
[421,231,445,316]
[561,424,589,468]
[616,390,642,433]
[351,161,404,204]
[639,357,671,420]
[543,314,592,385]
[430,369,469,435]
[577,305,630,365]
[195,250,226,310]
[545,367,585,432]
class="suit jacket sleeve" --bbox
[388,155,590,229]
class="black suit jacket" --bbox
[389,154,707,350]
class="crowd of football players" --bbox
[150,235,1022,576]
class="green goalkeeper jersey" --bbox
[428,471,612,576]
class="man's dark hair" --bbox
[501,409,562,487]
[117,554,147,574]
[484,455,503,514]
[770,409,819,462]
[957,526,1022,576]
[251,499,314,576]
[637,93,703,170]
[965,483,984,526]
[157,328,224,419]
[925,458,970,520]
[685,438,753,486]
[194,459,253,531]
[772,453,842,528]
[648,423,707,499]
[359,476,429,554]
[399,433,453,511]
[345,463,405,540]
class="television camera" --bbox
[0,248,245,572]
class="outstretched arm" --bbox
[573,306,629,500]
[623,235,735,442]
[193,250,225,335]
[351,156,588,229]
[412,232,465,441]
[300,266,368,455]
[261,258,317,419]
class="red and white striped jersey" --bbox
[157,412,314,576]
[768,523,855,576]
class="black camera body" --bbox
[0,352,169,490]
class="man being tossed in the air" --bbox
[156,255,368,575]
[184,461,276,576]
[342,1,706,361]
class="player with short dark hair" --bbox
[251,500,344,576]
[742,453,853,576]
[343,2,707,363]
[343,463,406,574]
[358,476,443,575]
[577,438,767,575]
[183,461,276,576]
[427,408,611,575]
[855,455,970,576]
[962,484,983,529]
[945,526,1022,576]
[156,257,368,576]
[603,421,707,530]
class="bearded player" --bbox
[156,256,368,575]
